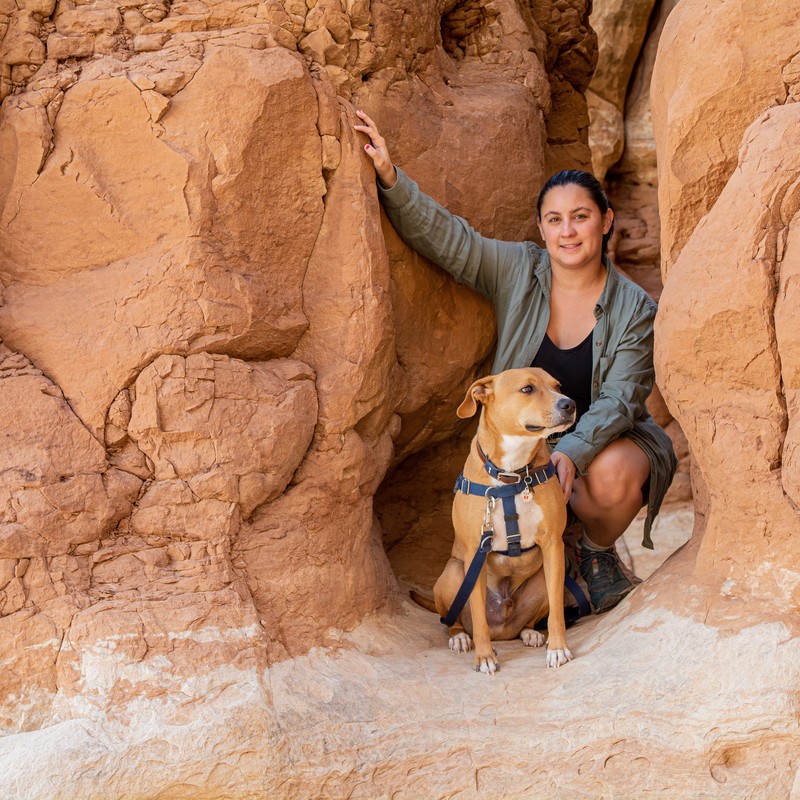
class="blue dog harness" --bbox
[440,446,590,628]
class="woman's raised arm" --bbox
[353,110,530,304]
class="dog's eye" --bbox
[520,385,535,394]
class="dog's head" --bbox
[456,368,576,436]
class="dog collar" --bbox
[477,442,552,485]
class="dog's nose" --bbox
[557,397,576,415]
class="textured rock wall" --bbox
[0,0,597,784]
[3,0,799,796]
[588,0,675,296]
[653,0,800,586]
[585,0,654,182]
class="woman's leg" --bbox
[569,437,650,548]
[568,437,650,612]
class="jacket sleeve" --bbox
[377,167,531,303]
[553,302,656,475]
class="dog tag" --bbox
[521,487,534,503]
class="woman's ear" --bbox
[603,207,615,235]
[456,376,494,419]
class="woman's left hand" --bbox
[551,451,576,503]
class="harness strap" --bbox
[534,573,592,631]
[452,461,556,500]
[564,574,591,618]
[440,532,493,628]
[441,552,591,629]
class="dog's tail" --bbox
[409,589,438,614]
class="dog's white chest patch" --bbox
[489,493,545,550]
[498,435,538,467]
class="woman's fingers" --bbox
[353,109,396,187]
[354,109,379,135]
[557,462,573,502]
[353,110,380,142]
[551,452,575,503]
[562,471,574,503]
[356,110,392,150]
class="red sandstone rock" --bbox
[0,46,323,434]
[1,0,591,751]
[652,0,800,274]
[586,0,655,180]
[2,0,797,795]
[656,102,800,587]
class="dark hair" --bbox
[536,170,615,257]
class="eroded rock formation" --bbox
[0,0,590,784]
[653,0,800,588]
[585,0,654,182]
[1,0,799,796]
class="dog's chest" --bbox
[488,493,545,552]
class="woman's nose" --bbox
[560,218,576,237]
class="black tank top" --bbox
[531,331,593,423]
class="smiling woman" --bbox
[354,110,678,616]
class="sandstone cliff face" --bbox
[0,0,593,788]
[585,0,654,182]
[653,0,800,588]
[2,0,799,797]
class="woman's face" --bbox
[536,184,614,273]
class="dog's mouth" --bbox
[525,414,576,435]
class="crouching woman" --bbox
[354,110,677,614]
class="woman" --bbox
[354,110,677,614]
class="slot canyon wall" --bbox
[0,1,799,799]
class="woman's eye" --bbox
[520,385,535,394]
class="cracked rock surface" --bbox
[1,0,799,796]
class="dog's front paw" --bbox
[546,647,573,669]
[449,632,472,653]
[474,651,499,675]
[520,628,546,648]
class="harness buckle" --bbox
[496,470,521,483]
[483,496,496,527]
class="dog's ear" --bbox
[456,376,494,418]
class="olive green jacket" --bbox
[378,168,677,547]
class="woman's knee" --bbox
[582,445,648,508]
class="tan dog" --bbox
[434,367,576,673]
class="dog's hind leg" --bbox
[434,557,473,653]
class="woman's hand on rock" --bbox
[354,110,397,189]
[551,450,576,503]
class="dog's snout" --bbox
[557,397,576,415]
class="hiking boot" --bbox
[578,546,635,614]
